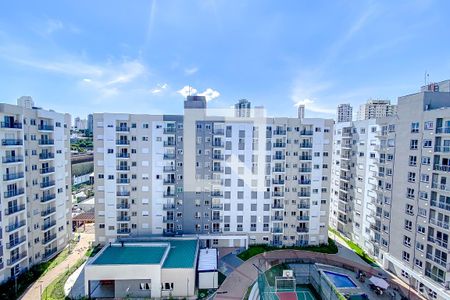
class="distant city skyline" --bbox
[1,1,450,118]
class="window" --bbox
[417,225,425,234]
[409,156,417,166]
[422,156,431,165]
[408,172,416,182]
[411,122,419,133]
[404,220,412,231]
[407,188,415,199]
[423,140,432,148]
[405,204,414,215]
[140,283,151,290]
[410,140,418,150]
[424,121,433,130]
[403,236,411,247]
[402,251,410,262]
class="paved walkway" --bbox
[19,225,95,300]
[214,249,425,300]
[329,231,373,266]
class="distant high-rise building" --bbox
[74,116,87,130]
[297,105,305,120]
[0,99,72,283]
[336,104,353,122]
[357,99,396,120]
[235,99,251,118]
[421,79,450,92]
[87,114,94,134]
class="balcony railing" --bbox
[163,141,176,147]
[273,155,286,160]
[298,192,311,197]
[0,121,22,129]
[271,215,284,221]
[6,236,26,249]
[428,236,449,249]
[299,168,312,173]
[7,251,27,266]
[273,142,286,148]
[2,139,23,146]
[163,203,175,210]
[41,207,57,217]
[271,203,284,209]
[5,220,26,232]
[271,227,283,233]
[300,143,313,148]
[42,220,57,230]
[116,140,130,145]
[5,204,26,215]
[212,154,224,160]
[298,179,311,185]
[211,191,223,197]
[435,146,450,153]
[117,203,130,209]
[296,227,309,233]
[164,127,176,134]
[163,154,176,160]
[116,153,130,158]
[40,180,55,188]
[300,130,313,136]
[43,248,58,260]
[117,216,131,221]
[39,153,54,160]
[297,215,310,221]
[40,194,56,202]
[212,142,224,148]
[116,126,130,132]
[3,172,24,181]
[298,203,310,209]
[299,156,312,161]
[163,179,175,184]
[436,127,450,134]
[163,166,176,172]
[273,129,286,135]
[163,191,175,197]
[272,191,284,197]
[42,233,57,244]
[212,167,224,172]
[2,155,24,163]
[117,228,131,234]
[38,139,54,145]
[426,253,448,269]
[272,179,285,185]
[40,167,55,174]
[434,164,450,172]
[4,188,25,198]
[38,124,54,131]
[429,218,450,229]
[117,191,130,196]
[430,200,450,212]
[211,204,223,209]
[116,166,130,171]
[272,167,285,172]
[213,129,224,135]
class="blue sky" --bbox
[1,0,449,120]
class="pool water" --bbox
[323,271,357,288]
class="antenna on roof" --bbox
[424,71,429,86]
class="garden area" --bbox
[237,238,338,261]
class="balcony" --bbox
[0,121,22,129]
[116,140,130,145]
[296,227,309,233]
[2,139,23,146]
[3,172,24,181]
[213,129,224,135]
[163,216,175,223]
[6,236,26,249]
[116,126,130,132]
[163,229,175,236]
[434,164,450,172]
[5,204,26,215]
[299,168,312,173]
[272,167,285,172]
[43,248,58,260]
[38,124,54,131]
[271,215,284,221]
[162,166,176,173]
[163,191,175,197]
[298,192,311,197]
[39,153,54,160]
[117,228,131,234]
[272,179,285,185]
[436,127,450,134]
[117,203,130,209]
[40,180,55,189]
[163,141,176,147]
[40,167,55,174]
[272,155,286,160]
[164,127,176,134]
[41,207,56,217]
[300,130,313,136]
[211,203,223,210]
[273,129,286,135]
[429,218,450,230]
[117,191,130,197]
[297,215,310,221]
[42,220,57,230]
[298,179,311,185]
[435,146,450,153]
[163,154,176,160]
[4,188,25,198]
[116,153,130,158]
[163,203,175,210]
[116,165,130,171]
[271,203,284,209]
[341,144,352,149]
[42,233,57,245]
[211,216,223,222]
[432,181,450,192]
[428,236,449,249]
[300,143,313,148]
[426,253,448,269]
[299,156,312,161]
[212,167,224,173]
[116,178,130,184]
[271,227,283,233]
[7,251,27,266]
[117,216,131,222]
[273,142,286,148]
[338,216,348,224]
[212,142,224,148]
[5,220,26,232]
[340,176,351,181]
[163,179,175,185]
[272,191,284,197]
[38,139,54,145]
[2,155,23,163]
[211,191,223,197]
[40,194,56,202]
[212,154,224,160]
[298,203,310,209]
[430,200,450,212]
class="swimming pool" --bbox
[323,271,357,288]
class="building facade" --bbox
[93,96,333,248]
[357,99,397,120]
[337,104,353,123]
[0,98,72,283]
[330,87,450,300]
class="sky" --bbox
[1,0,450,120]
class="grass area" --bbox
[329,227,378,266]
[243,282,255,300]
[218,271,226,285]
[0,244,74,299]
[237,238,338,261]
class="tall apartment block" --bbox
[336,104,353,122]
[330,85,450,299]
[94,96,333,248]
[357,99,397,120]
[0,97,72,283]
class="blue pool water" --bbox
[323,271,357,288]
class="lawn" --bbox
[329,227,378,266]
[237,238,338,261]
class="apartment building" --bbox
[93,96,333,248]
[330,86,450,299]
[357,99,397,120]
[337,104,353,123]
[0,97,71,283]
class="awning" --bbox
[369,276,389,289]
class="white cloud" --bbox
[45,19,64,35]
[151,83,169,94]
[177,86,220,101]
[177,85,198,97]
[198,88,220,101]
[184,67,199,75]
